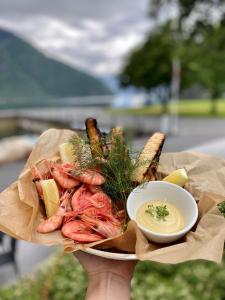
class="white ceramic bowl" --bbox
[127,181,198,243]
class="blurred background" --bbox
[0,0,225,299]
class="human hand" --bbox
[74,251,137,300]
[74,250,137,281]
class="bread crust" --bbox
[85,118,103,158]
[135,132,165,182]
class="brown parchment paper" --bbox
[0,128,225,264]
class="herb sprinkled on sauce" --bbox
[145,204,169,221]
[137,201,185,233]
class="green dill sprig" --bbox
[69,134,149,205]
[217,201,225,218]
[145,204,169,221]
[69,135,99,170]
[101,135,139,206]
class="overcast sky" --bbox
[0,0,155,76]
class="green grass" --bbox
[110,99,225,118]
[1,251,225,300]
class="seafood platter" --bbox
[1,117,225,262]
[30,118,198,258]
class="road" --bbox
[2,106,225,136]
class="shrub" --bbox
[0,251,224,300]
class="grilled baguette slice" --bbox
[111,126,128,157]
[135,132,165,183]
[111,126,124,149]
[85,118,103,158]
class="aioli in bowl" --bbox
[136,200,185,234]
[127,181,198,243]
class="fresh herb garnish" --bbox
[101,136,139,205]
[145,204,169,221]
[156,205,169,220]
[69,134,149,213]
[69,135,94,167]
[217,201,225,218]
[145,204,155,217]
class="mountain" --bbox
[0,28,111,103]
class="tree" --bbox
[182,24,225,114]
[150,0,225,31]
[120,24,177,113]
[120,25,175,89]
[120,0,225,114]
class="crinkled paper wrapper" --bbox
[0,129,225,264]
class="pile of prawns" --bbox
[31,161,123,243]
[31,119,125,243]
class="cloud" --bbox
[0,0,151,75]
[0,0,149,21]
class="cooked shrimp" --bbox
[63,206,105,223]
[89,192,112,214]
[96,212,121,226]
[37,190,71,233]
[80,214,121,238]
[30,165,43,196]
[30,165,50,197]
[61,220,103,242]
[45,161,80,189]
[71,185,92,212]
[63,210,78,224]
[61,163,105,186]
[76,170,105,185]
[88,185,103,194]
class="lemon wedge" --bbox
[40,179,60,217]
[162,168,188,187]
[59,142,75,163]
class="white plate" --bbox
[83,248,137,260]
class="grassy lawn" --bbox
[110,99,225,117]
[0,251,225,300]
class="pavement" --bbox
[0,241,53,286]
[2,106,225,136]
[133,132,225,156]
[1,116,225,287]
[131,115,225,153]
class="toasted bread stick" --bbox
[111,127,124,149]
[111,126,128,157]
[85,118,103,158]
[135,132,165,183]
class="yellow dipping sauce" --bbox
[136,200,185,234]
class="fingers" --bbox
[74,250,138,280]
[74,250,110,272]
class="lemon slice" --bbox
[40,179,60,217]
[59,142,75,163]
[162,168,188,187]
